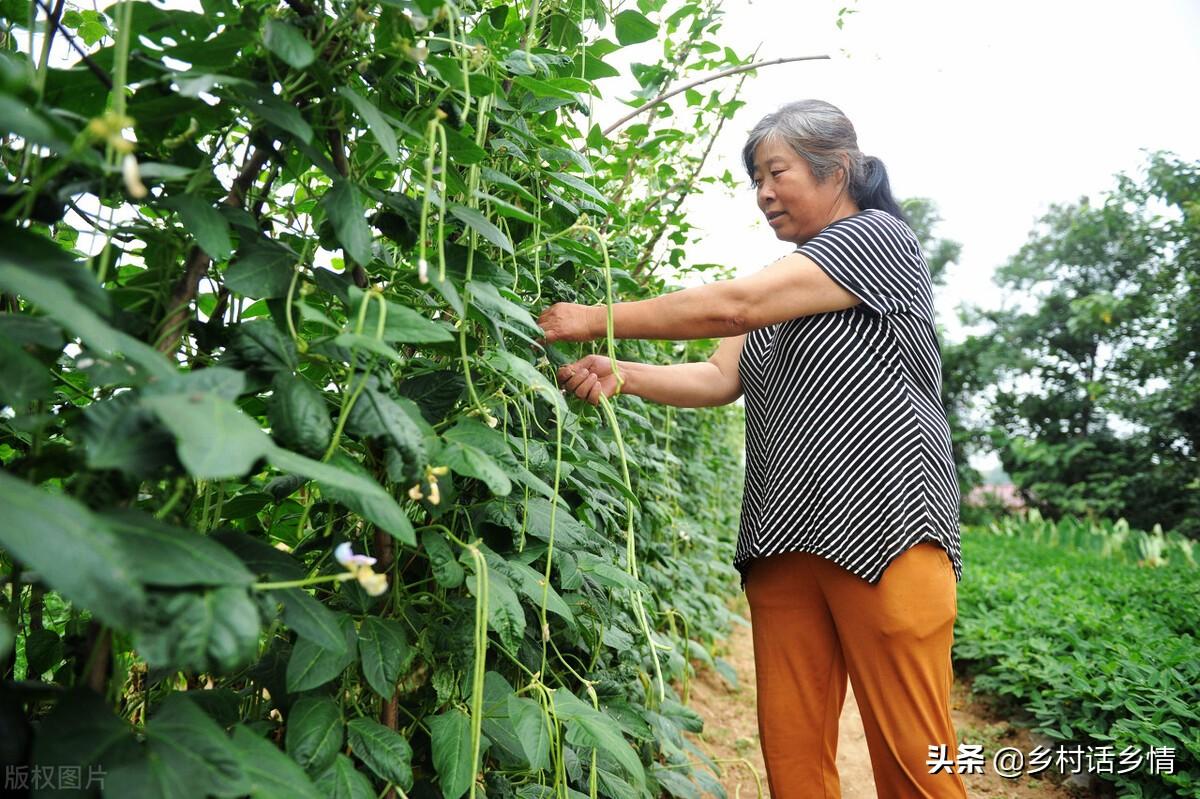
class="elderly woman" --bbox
[537,99,968,799]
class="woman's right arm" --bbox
[558,334,745,408]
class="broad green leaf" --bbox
[466,566,525,652]
[479,167,536,202]
[232,725,324,799]
[509,694,552,771]
[112,693,247,798]
[553,688,645,789]
[143,393,272,479]
[331,332,406,364]
[225,239,297,298]
[337,84,398,161]
[314,754,376,799]
[450,204,513,253]
[163,195,234,262]
[263,17,314,68]
[286,696,344,775]
[358,616,411,699]
[134,586,262,672]
[429,708,475,799]
[323,180,373,265]
[0,472,144,628]
[346,718,414,789]
[268,374,332,458]
[576,551,646,592]
[276,586,348,655]
[345,380,427,457]
[474,190,539,224]
[469,281,540,332]
[286,612,358,693]
[0,336,53,407]
[296,449,416,545]
[501,557,575,626]
[25,628,63,677]
[0,245,172,380]
[244,90,314,143]
[0,95,72,150]
[441,438,512,496]
[31,688,134,792]
[269,447,414,544]
[347,286,455,343]
[229,319,298,373]
[550,171,611,207]
[103,509,255,586]
[422,529,465,588]
[652,764,700,799]
[485,350,566,413]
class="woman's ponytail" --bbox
[851,156,908,224]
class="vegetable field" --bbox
[0,0,757,796]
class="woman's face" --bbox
[751,138,859,246]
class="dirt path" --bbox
[684,594,1084,798]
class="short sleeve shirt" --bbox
[734,208,963,589]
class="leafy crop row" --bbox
[954,523,1200,798]
[0,0,759,796]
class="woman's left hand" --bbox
[537,302,599,344]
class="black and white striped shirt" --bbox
[734,208,963,589]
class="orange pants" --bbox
[745,541,968,799]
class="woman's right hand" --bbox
[555,354,624,406]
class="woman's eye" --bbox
[771,170,784,178]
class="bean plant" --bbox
[0,0,759,796]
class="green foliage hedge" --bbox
[0,0,757,795]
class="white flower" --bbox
[334,542,387,596]
[417,257,429,284]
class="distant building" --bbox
[964,483,1027,510]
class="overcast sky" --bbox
[595,0,1200,342]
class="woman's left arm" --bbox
[537,251,860,343]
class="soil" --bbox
[682,594,1094,799]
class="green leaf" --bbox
[104,693,248,799]
[24,628,62,676]
[422,529,464,588]
[314,754,376,799]
[466,566,525,652]
[469,281,540,333]
[440,438,512,496]
[553,688,645,789]
[286,696,344,775]
[500,557,575,626]
[31,688,134,793]
[163,195,234,262]
[268,374,332,458]
[0,235,172,380]
[225,239,297,299]
[0,95,72,151]
[348,286,455,344]
[0,472,145,628]
[232,725,324,799]
[613,9,657,44]
[263,17,314,68]
[550,171,611,208]
[244,89,314,143]
[358,616,411,699]
[323,180,373,265]
[429,708,475,799]
[449,204,513,253]
[346,718,414,790]
[230,319,298,373]
[134,586,262,672]
[337,84,397,162]
[143,392,272,479]
[0,336,53,407]
[286,612,358,693]
[509,694,552,771]
[276,587,348,655]
[78,393,175,477]
[103,509,255,586]
[485,350,567,414]
[301,450,416,545]
[474,190,539,224]
[331,332,406,364]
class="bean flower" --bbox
[334,542,388,596]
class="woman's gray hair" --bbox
[742,100,907,222]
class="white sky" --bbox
[594,0,1200,343]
